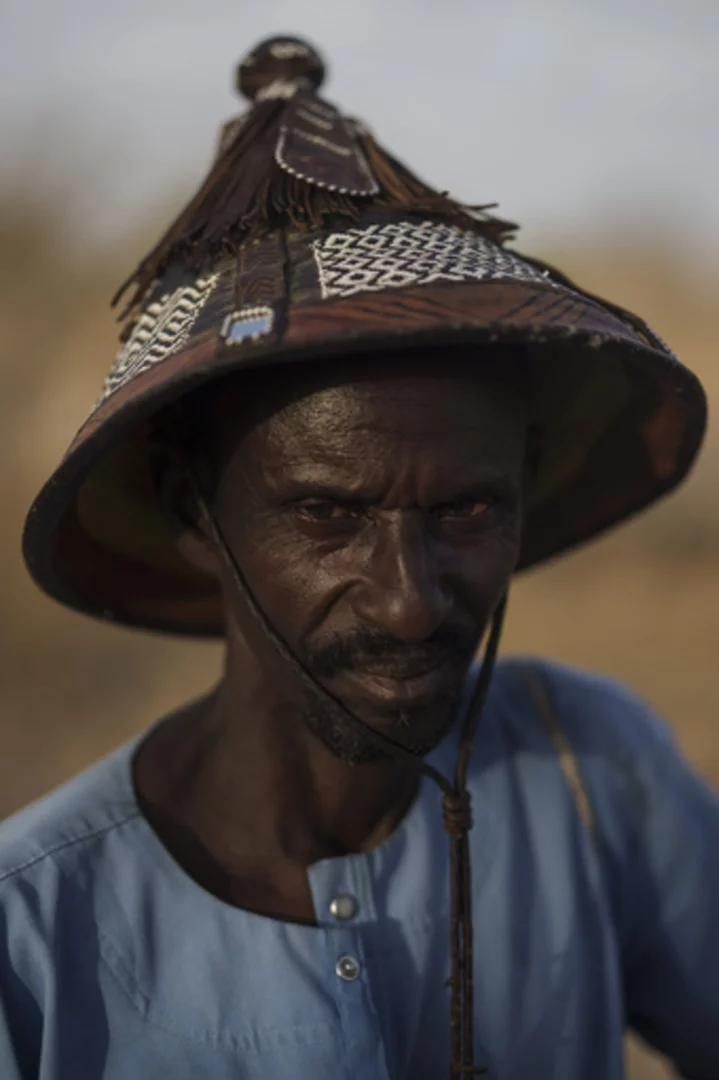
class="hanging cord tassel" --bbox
[182,450,506,1078]
[443,595,507,1078]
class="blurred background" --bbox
[1,2,717,1075]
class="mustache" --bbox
[301,624,478,679]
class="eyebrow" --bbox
[274,474,518,507]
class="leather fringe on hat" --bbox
[113,36,514,318]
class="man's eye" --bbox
[434,499,492,521]
[296,501,362,523]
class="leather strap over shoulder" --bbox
[516,662,596,837]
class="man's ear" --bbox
[152,442,222,577]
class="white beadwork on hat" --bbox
[313,221,557,301]
[97,271,220,408]
[221,305,275,344]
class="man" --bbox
[3,34,718,1080]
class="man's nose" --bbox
[350,512,452,641]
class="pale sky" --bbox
[2,0,718,256]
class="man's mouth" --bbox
[338,653,461,707]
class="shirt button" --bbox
[336,955,361,981]
[329,894,357,921]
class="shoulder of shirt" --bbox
[489,655,676,762]
[0,738,142,888]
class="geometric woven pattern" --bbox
[313,220,560,301]
[96,271,220,408]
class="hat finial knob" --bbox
[237,36,326,102]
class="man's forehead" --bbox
[263,375,524,444]
[192,344,529,450]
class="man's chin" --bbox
[297,656,472,765]
[330,668,466,757]
[302,701,456,765]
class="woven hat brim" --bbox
[22,278,706,636]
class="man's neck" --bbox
[132,646,421,921]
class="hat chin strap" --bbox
[189,468,505,1078]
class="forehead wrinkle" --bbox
[191,346,529,457]
[227,370,528,495]
[262,381,511,451]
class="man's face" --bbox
[189,351,528,761]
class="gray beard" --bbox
[296,679,464,765]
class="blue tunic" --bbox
[1,659,718,1079]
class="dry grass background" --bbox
[0,185,717,1078]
